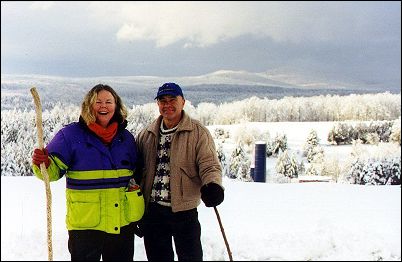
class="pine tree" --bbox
[268,133,287,156]
[276,150,299,179]
[303,129,324,163]
[229,143,252,181]
[390,118,401,145]
[216,142,230,178]
[345,157,401,185]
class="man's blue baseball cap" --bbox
[155,83,184,100]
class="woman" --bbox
[32,84,144,261]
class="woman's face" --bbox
[92,90,116,127]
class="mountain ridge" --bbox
[1,70,400,110]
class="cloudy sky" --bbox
[1,1,401,88]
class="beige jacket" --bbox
[136,110,223,212]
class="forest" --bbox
[1,92,401,184]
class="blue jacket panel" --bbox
[47,122,137,173]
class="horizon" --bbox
[2,70,400,111]
[2,69,402,90]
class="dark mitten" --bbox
[32,148,50,168]
[133,222,143,238]
[200,183,224,207]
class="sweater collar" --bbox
[148,110,193,135]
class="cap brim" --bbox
[155,92,181,99]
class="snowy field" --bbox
[208,121,401,183]
[1,121,401,261]
[1,176,400,261]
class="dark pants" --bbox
[68,224,135,261]
[142,203,203,261]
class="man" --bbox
[136,82,224,261]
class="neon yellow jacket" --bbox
[32,120,144,234]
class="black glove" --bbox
[133,222,143,238]
[200,183,224,207]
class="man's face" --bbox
[157,95,185,125]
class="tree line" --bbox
[1,92,400,177]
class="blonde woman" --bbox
[32,84,144,261]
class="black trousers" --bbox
[68,224,135,261]
[142,203,203,261]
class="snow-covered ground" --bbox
[1,176,400,261]
[1,121,400,260]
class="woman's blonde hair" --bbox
[81,84,128,125]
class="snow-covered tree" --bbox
[321,157,341,182]
[267,133,287,157]
[345,157,401,185]
[328,122,353,145]
[276,150,299,179]
[305,129,319,147]
[1,92,401,178]
[232,124,260,148]
[303,129,324,163]
[126,103,159,136]
[213,128,229,140]
[194,102,218,126]
[390,118,401,145]
[305,164,319,176]
[216,142,230,178]
[228,143,252,181]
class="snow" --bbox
[1,121,401,261]
[1,176,400,261]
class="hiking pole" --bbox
[214,206,233,261]
[30,87,53,261]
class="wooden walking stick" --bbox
[214,206,233,261]
[30,87,53,261]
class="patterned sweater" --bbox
[150,121,178,206]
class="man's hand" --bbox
[134,222,143,238]
[201,183,224,207]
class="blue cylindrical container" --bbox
[250,167,255,181]
[254,142,266,182]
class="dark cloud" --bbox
[1,2,400,89]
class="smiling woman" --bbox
[30,83,144,261]
[92,90,116,128]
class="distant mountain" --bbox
[182,84,396,106]
[1,70,400,110]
